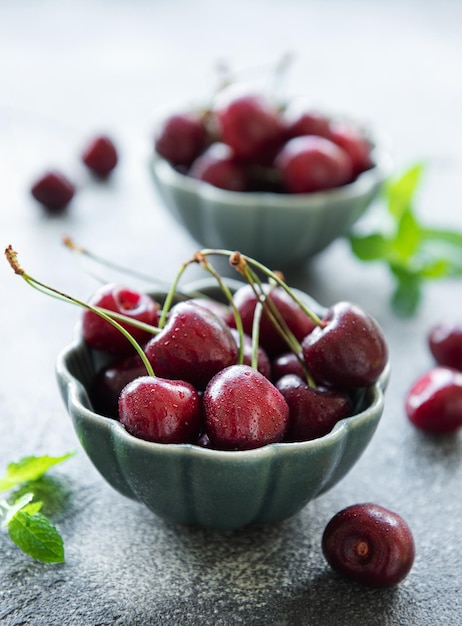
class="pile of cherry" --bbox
[83,250,388,451]
[154,91,373,194]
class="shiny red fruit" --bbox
[322,503,415,587]
[328,122,371,178]
[189,142,248,191]
[82,284,160,355]
[119,375,202,444]
[204,364,289,450]
[275,135,353,193]
[428,323,462,371]
[82,135,118,177]
[155,112,208,167]
[405,366,462,433]
[30,170,75,212]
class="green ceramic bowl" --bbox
[149,132,391,270]
[56,279,389,530]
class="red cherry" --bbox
[216,93,285,162]
[155,112,208,167]
[30,170,75,212]
[322,503,415,588]
[227,283,317,357]
[328,122,372,178]
[301,302,388,389]
[276,374,353,441]
[405,366,462,433]
[82,135,118,177]
[271,352,306,382]
[428,323,462,371]
[204,364,289,450]
[285,108,332,139]
[229,328,271,379]
[189,142,248,191]
[275,135,353,193]
[145,301,238,390]
[82,284,160,355]
[119,375,202,444]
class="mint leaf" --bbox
[349,232,392,261]
[1,493,34,527]
[386,162,424,219]
[7,509,64,563]
[0,452,74,492]
[389,268,422,317]
[393,208,421,261]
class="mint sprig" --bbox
[349,163,462,316]
[0,452,74,563]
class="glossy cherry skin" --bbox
[203,364,289,450]
[229,328,271,379]
[155,112,208,167]
[275,135,353,193]
[119,375,202,444]
[322,503,415,588]
[271,351,306,382]
[284,108,332,139]
[30,170,75,212]
[189,142,248,191]
[145,301,238,390]
[428,323,462,371]
[405,366,462,433]
[328,122,371,179]
[216,93,285,162]
[82,284,160,355]
[82,135,118,177]
[301,301,388,389]
[227,283,316,357]
[276,374,353,441]
[90,354,147,418]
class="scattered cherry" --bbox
[428,323,462,371]
[322,503,415,587]
[405,366,462,433]
[82,135,118,178]
[82,283,160,355]
[203,364,289,450]
[30,170,75,212]
[119,375,202,444]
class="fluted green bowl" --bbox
[56,278,389,530]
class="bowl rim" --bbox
[56,277,389,459]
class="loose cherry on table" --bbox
[30,170,75,212]
[82,135,118,178]
[428,323,462,371]
[405,366,462,433]
[322,503,415,587]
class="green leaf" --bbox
[392,208,422,261]
[0,452,74,493]
[7,509,64,563]
[390,273,422,317]
[349,232,392,261]
[1,493,33,528]
[386,162,424,219]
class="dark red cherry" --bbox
[227,283,317,357]
[204,364,289,450]
[405,366,462,433]
[145,301,238,390]
[322,503,415,587]
[30,170,75,212]
[155,112,208,167]
[229,328,271,379]
[276,374,353,441]
[188,297,231,322]
[90,354,147,418]
[328,122,371,178]
[301,301,388,389]
[428,323,462,371]
[119,375,202,444]
[82,135,118,178]
[271,351,306,382]
[189,142,248,191]
[216,93,285,162]
[275,135,353,193]
[284,108,332,139]
[82,284,160,355]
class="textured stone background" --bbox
[1,1,462,624]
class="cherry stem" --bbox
[193,252,245,365]
[4,246,155,378]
